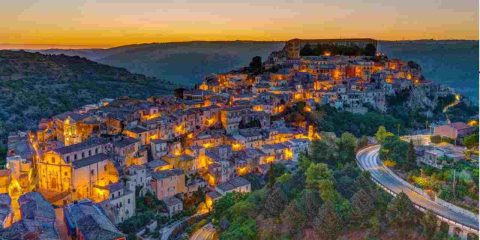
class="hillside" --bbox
[38,40,479,102]
[0,50,176,143]
[378,40,479,104]
[40,41,285,86]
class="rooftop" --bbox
[147,159,170,169]
[163,196,182,207]
[151,169,184,180]
[72,153,110,169]
[216,176,250,192]
[55,137,109,155]
[113,137,139,148]
[64,199,124,240]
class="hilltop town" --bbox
[0,39,476,239]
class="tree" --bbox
[337,132,357,164]
[281,201,307,233]
[369,214,381,236]
[296,189,322,221]
[310,140,338,165]
[306,163,333,188]
[263,186,288,217]
[375,126,394,143]
[220,218,257,240]
[463,133,479,149]
[357,136,370,151]
[300,43,314,56]
[407,60,421,70]
[350,189,376,225]
[421,210,438,240]
[213,192,247,220]
[386,192,419,230]
[354,171,375,193]
[248,56,263,75]
[380,136,409,170]
[407,140,417,169]
[174,87,186,99]
[313,201,342,240]
[364,43,377,57]
[306,163,340,202]
[267,163,287,187]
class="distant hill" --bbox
[40,41,285,86]
[0,50,176,142]
[378,40,479,104]
[38,40,478,103]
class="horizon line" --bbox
[1,38,478,50]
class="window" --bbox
[66,156,70,162]
[81,152,85,158]
[74,154,77,160]
[88,150,91,156]
[104,165,107,171]
[128,198,130,204]
[51,157,55,164]
[91,169,95,175]
[95,148,98,154]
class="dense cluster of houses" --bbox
[0,39,444,239]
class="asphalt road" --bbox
[190,223,217,240]
[356,145,479,230]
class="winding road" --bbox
[443,94,461,123]
[190,223,217,240]
[356,145,479,231]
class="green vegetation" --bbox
[377,126,479,213]
[119,193,168,235]
[274,103,404,138]
[430,135,455,145]
[316,105,404,137]
[463,132,479,149]
[378,127,415,171]
[0,50,177,149]
[300,43,377,57]
[211,133,447,239]
[407,163,479,214]
[119,192,197,237]
[387,90,477,130]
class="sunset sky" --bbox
[1,0,478,49]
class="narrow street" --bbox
[55,208,71,240]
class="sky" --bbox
[1,0,478,49]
